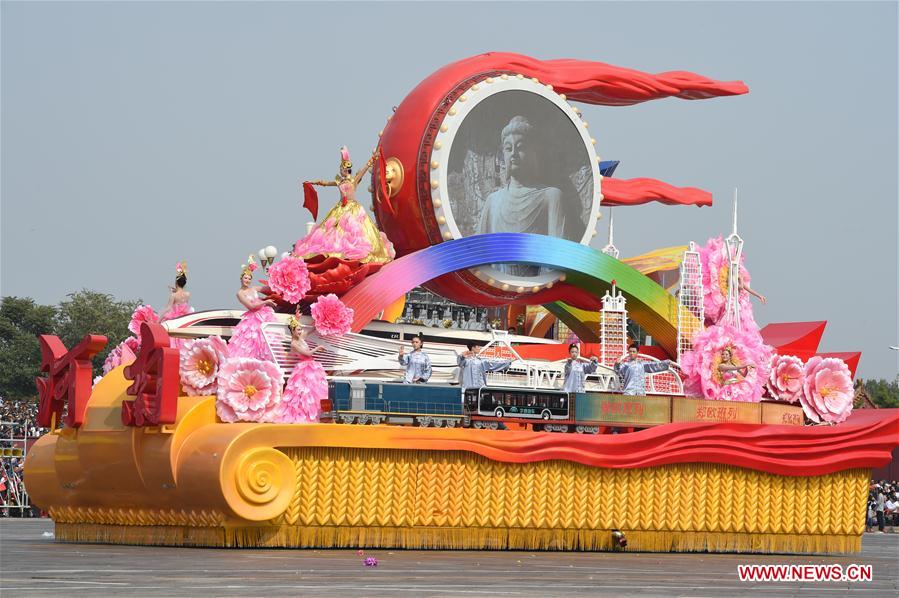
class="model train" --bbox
[321,379,805,431]
[322,379,673,433]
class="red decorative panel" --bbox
[121,322,180,427]
[383,408,899,477]
[760,321,827,355]
[36,334,108,428]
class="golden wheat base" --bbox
[25,395,874,554]
[54,523,861,554]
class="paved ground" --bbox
[1,520,897,597]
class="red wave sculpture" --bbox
[602,177,713,207]
[381,408,899,477]
[449,52,749,106]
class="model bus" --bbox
[322,380,802,432]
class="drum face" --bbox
[375,71,601,305]
[443,89,597,286]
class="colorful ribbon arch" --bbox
[340,233,689,355]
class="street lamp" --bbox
[257,245,278,271]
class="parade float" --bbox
[24,52,899,554]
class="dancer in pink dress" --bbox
[716,347,756,401]
[159,262,194,350]
[160,261,193,320]
[276,316,327,423]
[228,256,277,360]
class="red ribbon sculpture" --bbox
[121,322,180,427]
[36,334,108,428]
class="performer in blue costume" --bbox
[457,342,513,391]
[614,343,671,395]
[398,333,432,384]
[562,344,599,392]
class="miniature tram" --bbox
[322,380,806,432]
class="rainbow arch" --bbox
[341,233,687,355]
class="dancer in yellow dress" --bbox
[298,146,394,264]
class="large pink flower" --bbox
[102,336,140,374]
[128,304,159,335]
[800,356,854,424]
[267,256,311,304]
[698,236,756,329]
[766,354,805,403]
[680,323,773,402]
[215,357,283,423]
[310,293,354,337]
[179,335,229,396]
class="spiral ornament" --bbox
[228,447,295,521]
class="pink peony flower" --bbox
[267,256,311,304]
[680,323,773,402]
[698,236,756,329]
[766,354,805,403]
[103,336,140,374]
[128,304,159,335]
[310,294,354,337]
[216,357,283,423]
[179,335,229,396]
[800,356,854,424]
[216,397,240,423]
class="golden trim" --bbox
[49,506,224,527]
[54,523,861,553]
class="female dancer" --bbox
[160,261,193,321]
[562,344,599,393]
[229,257,277,360]
[398,333,431,384]
[717,347,755,386]
[298,146,394,264]
[277,316,327,423]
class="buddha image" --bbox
[447,91,594,279]
[479,116,564,238]
[479,116,577,276]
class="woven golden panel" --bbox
[279,447,869,537]
[50,447,869,552]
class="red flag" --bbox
[302,182,319,220]
[602,177,712,207]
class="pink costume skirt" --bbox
[719,375,755,402]
[160,303,194,350]
[160,302,194,322]
[228,305,276,360]
[275,358,327,423]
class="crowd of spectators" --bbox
[0,398,42,439]
[867,480,899,532]
[1,398,44,517]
